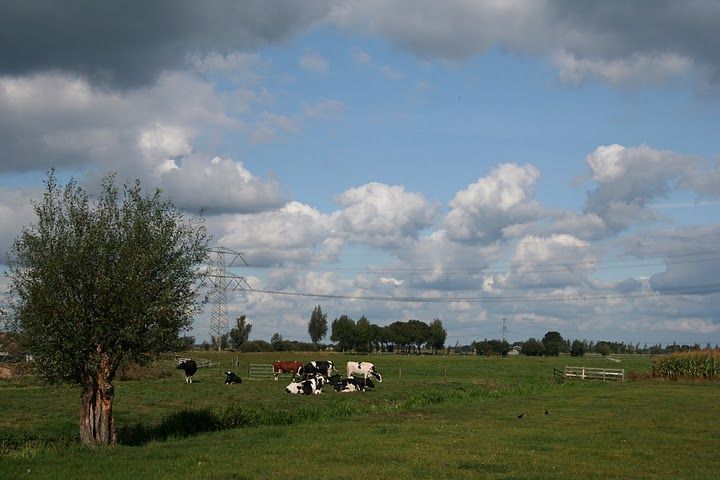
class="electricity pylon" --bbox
[205,247,251,351]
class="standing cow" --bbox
[177,358,198,383]
[347,361,382,383]
[272,361,304,381]
[298,360,335,380]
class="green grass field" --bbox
[1,353,718,479]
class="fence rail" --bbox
[247,363,274,379]
[171,355,218,369]
[564,366,624,381]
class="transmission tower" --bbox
[502,317,508,343]
[206,247,251,351]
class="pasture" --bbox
[1,353,718,479]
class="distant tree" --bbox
[407,319,431,353]
[378,325,393,352]
[491,339,510,356]
[542,331,564,356]
[239,340,273,352]
[387,321,412,353]
[472,338,509,356]
[354,316,374,353]
[570,339,586,357]
[427,318,447,353]
[371,324,384,352]
[211,334,229,351]
[270,332,284,351]
[596,341,612,356]
[176,335,196,351]
[229,315,252,349]
[6,172,208,446]
[521,338,544,356]
[330,315,355,352]
[307,305,328,347]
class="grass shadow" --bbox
[119,408,221,446]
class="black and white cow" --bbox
[285,375,328,395]
[298,360,335,380]
[224,371,242,385]
[334,377,375,393]
[347,361,382,383]
[177,358,198,383]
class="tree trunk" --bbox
[79,372,116,446]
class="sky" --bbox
[1,1,719,347]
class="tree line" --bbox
[330,315,447,354]
[199,313,715,357]
[469,331,717,357]
[197,305,449,354]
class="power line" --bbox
[235,282,720,304]
[232,249,720,277]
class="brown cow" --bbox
[272,361,303,381]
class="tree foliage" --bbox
[229,315,252,349]
[570,339,585,357]
[330,315,355,352]
[307,305,327,346]
[521,338,544,356]
[326,315,447,354]
[428,318,447,353]
[7,172,208,446]
[472,338,510,356]
[354,316,374,353]
[270,332,284,350]
[541,330,565,356]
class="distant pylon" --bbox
[207,247,250,351]
[502,317,508,343]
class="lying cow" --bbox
[224,371,242,385]
[334,376,375,393]
[272,360,304,381]
[347,361,382,383]
[285,375,328,395]
[298,360,335,380]
[177,358,198,383]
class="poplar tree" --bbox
[308,305,327,347]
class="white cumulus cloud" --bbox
[334,183,438,248]
[444,163,544,244]
[160,155,285,214]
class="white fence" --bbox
[564,366,624,381]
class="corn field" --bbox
[652,350,720,379]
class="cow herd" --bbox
[280,360,383,395]
[176,357,383,396]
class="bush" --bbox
[116,364,173,381]
[238,340,273,352]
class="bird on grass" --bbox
[517,413,524,419]
[545,409,549,415]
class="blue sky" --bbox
[1,1,719,347]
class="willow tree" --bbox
[7,172,208,446]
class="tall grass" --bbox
[652,349,720,379]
